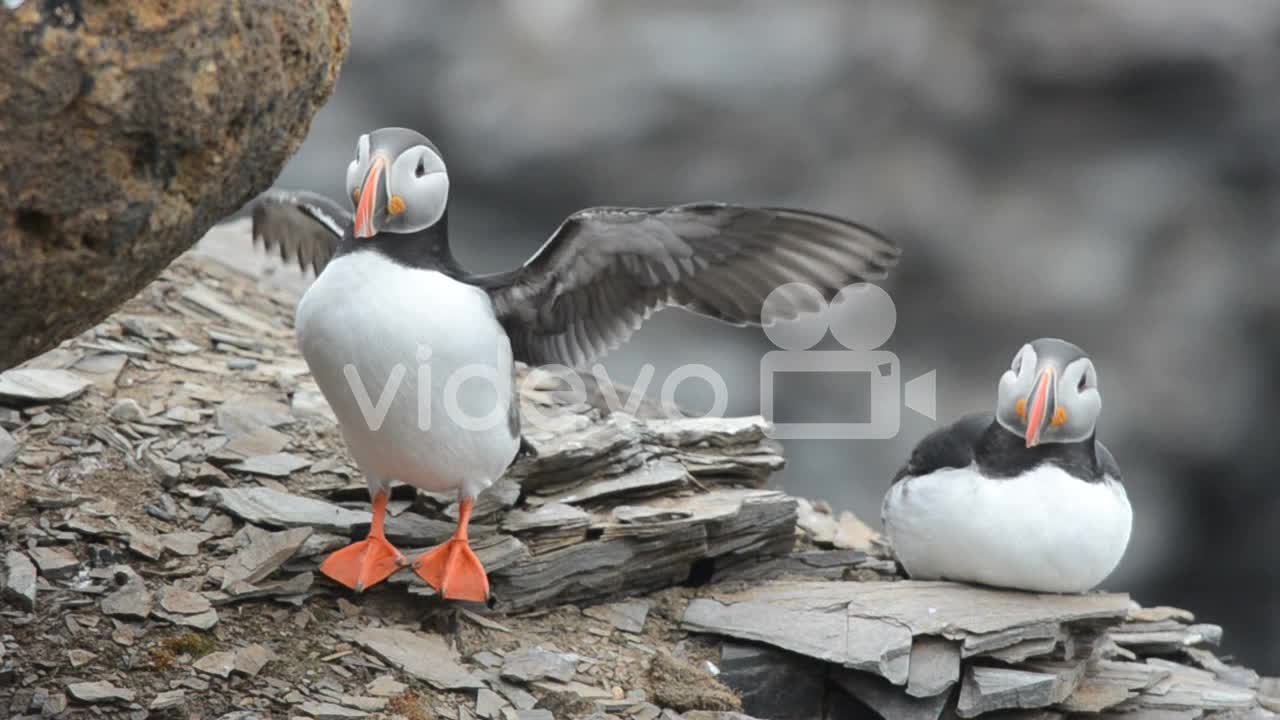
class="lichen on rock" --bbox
[0,0,350,369]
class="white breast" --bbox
[882,464,1132,593]
[295,251,518,498]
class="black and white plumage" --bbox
[253,131,899,372]
[252,126,900,599]
[882,338,1132,594]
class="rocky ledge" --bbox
[0,223,1275,719]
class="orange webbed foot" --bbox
[320,535,408,592]
[413,538,489,602]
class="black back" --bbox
[892,413,1121,485]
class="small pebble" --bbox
[107,398,145,422]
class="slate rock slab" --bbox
[150,689,186,711]
[155,607,219,630]
[366,676,408,697]
[67,649,97,668]
[342,626,484,690]
[501,646,578,683]
[956,665,1075,717]
[101,578,154,620]
[1057,659,1170,713]
[193,650,237,678]
[212,487,369,533]
[67,680,136,704]
[226,451,311,478]
[159,531,213,557]
[682,580,1130,686]
[233,643,275,677]
[3,550,37,610]
[583,600,650,634]
[192,644,273,679]
[215,399,296,438]
[215,426,290,461]
[298,701,369,719]
[220,526,313,589]
[0,369,91,403]
[159,586,213,615]
[0,426,17,466]
[27,546,80,579]
[906,636,962,698]
[502,503,591,533]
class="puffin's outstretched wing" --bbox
[475,203,900,369]
[250,190,351,275]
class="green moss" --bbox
[159,632,217,660]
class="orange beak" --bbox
[1024,367,1055,448]
[354,155,386,239]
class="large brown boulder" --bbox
[0,0,349,369]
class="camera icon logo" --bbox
[759,282,936,440]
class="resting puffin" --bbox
[252,127,899,601]
[882,338,1131,594]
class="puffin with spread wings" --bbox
[252,127,899,601]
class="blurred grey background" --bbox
[241,1,1280,672]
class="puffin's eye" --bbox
[415,156,427,178]
[1078,374,1089,392]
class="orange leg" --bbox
[412,497,489,602]
[320,491,408,591]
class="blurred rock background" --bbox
[230,0,1280,672]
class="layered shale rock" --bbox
[0,223,1273,719]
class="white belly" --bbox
[295,251,518,497]
[882,465,1132,593]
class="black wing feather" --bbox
[250,190,351,275]
[891,413,993,484]
[1095,441,1123,483]
[476,203,900,368]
